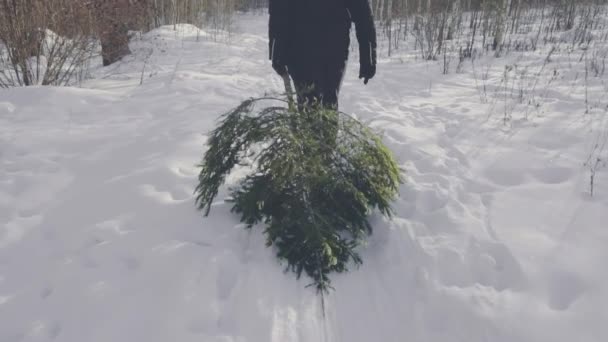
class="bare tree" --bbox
[492,0,508,55]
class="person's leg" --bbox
[312,62,345,147]
[320,62,346,110]
[295,81,321,111]
[288,63,344,147]
[289,65,323,112]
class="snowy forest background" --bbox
[2,1,607,86]
[4,0,606,189]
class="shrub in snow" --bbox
[0,1,97,87]
[195,97,403,292]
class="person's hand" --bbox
[359,63,376,85]
[273,61,288,76]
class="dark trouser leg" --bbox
[319,62,346,111]
[290,62,346,111]
[289,63,345,148]
[318,63,345,146]
[294,80,322,112]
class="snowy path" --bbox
[1,15,607,342]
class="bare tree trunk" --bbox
[447,0,461,40]
[93,0,149,66]
[565,0,575,30]
[378,0,385,23]
[387,0,393,56]
[509,0,521,34]
[493,0,507,54]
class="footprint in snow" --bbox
[466,240,527,291]
[81,257,99,269]
[0,101,17,113]
[40,286,54,300]
[120,255,141,272]
[0,294,13,305]
[27,320,62,340]
[530,166,574,185]
[435,239,526,291]
[95,217,135,237]
[169,164,199,178]
[216,253,240,301]
[483,167,528,187]
[47,322,62,339]
[152,240,190,254]
[140,183,192,204]
[415,187,449,213]
[546,270,586,311]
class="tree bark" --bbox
[92,0,136,66]
[493,0,507,54]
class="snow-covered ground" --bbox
[1,14,607,342]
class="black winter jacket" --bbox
[269,0,377,77]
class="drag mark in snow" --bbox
[270,307,298,342]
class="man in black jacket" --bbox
[269,0,377,110]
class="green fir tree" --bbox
[195,96,403,292]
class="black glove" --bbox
[359,41,377,85]
[359,63,376,85]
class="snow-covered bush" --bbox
[0,0,96,87]
[195,97,403,292]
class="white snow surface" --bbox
[1,15,608,342]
